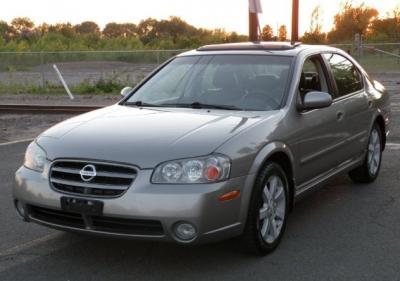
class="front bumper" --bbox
[14,166,254,244]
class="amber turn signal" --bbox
[218,190,240,201]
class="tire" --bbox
[241,162,289,256]
[349,123,383,183]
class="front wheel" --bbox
[241,162,289,255]
[349,124,383,183]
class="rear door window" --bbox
[323,53,363,97]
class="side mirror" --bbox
[301,91,332,110]
[120,86,133,97]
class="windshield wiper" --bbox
[125,101,243,110]
[124,101,162,107]
[160,102,242,110]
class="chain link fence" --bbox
[331,42,400,72]
[0,45,398,96]
[0,50,186,95]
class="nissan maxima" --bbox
[14,42,391,255]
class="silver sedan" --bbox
[14,42,391,255]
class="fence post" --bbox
[40,52,45,88]
[53,64,74,100]
[354,33,362,61]
[157,51,160,65]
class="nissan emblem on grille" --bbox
[79,164,97,182]
[50,160,137,197]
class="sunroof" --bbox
[197,42,301,51]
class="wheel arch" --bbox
[248,142,296,211]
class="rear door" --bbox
[322,53,372,161]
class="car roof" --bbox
[178,42,339,57]
[197,41,302,51]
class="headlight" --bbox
[24,141,47,172]
[152,154,231,184]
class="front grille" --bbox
[28,205,164,236]
[49,160,137,198]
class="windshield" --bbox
[125,55,293,111]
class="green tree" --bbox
[278,25,287,41]
[36,23,49,35]
[261,25,274,41]
[10,17,39,42]
[74,21,100,35]
[0,36,5,49]
[121,23,138,37]
[10,17,34,34]
[103,23,137,38]
[136,18,159,44]
[369,7,400,41]
[328,1,378,43]
[0,20,14,41]
[158,17,197,42]
[302,6,326,44]
[48,23,76,38]
[226,32,246,43]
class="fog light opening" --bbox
[173,222,197,241]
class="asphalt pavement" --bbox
[1,93,399,280]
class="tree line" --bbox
[262,2,399,44]
[0,16,247,52]
[0,1,399,52]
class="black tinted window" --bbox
[324,54,363,97]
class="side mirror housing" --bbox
[120,86,133,97]
[300,91,332,110]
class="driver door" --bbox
[289,55,348,187]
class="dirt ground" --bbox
[0,94,121,106]
[0,94,120,143]
[0,72,399,144]
[0,114,71,143]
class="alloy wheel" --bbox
[367,128,381,176]
[258,175,286,244]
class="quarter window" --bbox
[323,54,363,97]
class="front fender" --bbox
[248,141,295,177]
[237,142,296,225]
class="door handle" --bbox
[336,111,344,121]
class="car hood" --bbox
[37,105,272,168]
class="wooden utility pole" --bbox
[249,0,262,41]
[249,12,259,41]
[291,0,299,43]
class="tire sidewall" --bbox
[249,162,289,253]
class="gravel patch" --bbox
[0,94,121,106]
[0,95,120,143]
[0,114,71,143]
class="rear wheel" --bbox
[349,124,383,183]
[241,162,289,255]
